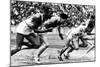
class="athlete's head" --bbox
[59,13,69,20]
[41,5,53,16]
[59,13,69,25]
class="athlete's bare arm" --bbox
[34,28,53,33]
[58,26,64,40]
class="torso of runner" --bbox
[66,19,91,39]
[16,13,43,35]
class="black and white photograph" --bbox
[10,0,95,66]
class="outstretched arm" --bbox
[34,28,53,33]
[58,26,64,40]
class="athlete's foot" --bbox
[34,57,41,64]
[64,54,69,59]
[58,56,63,61]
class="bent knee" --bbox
[74,46,79,50]
[15,46,21,50]
[44,43,49,47]
[42,43,48,48]
[74,47,79,50]
[71,44,79,50]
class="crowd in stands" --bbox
[11,0,95,28]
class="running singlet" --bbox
[16,13,43,35]
[66,19,90,39]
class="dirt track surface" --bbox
[10,33,95,66]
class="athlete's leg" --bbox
[32,34,49,63]
[59,38,71,55]
[26,33,41,47]
[58,47,69,61]
[64,45,74,59]
[58,39,71,61]
[35,34,48,58]
[63,37,79,59]
[72,37,79,50]
[87,45,95,53]
[79,36,87,47]
[11,33,24,56]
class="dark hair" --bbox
[91,15,95,19]
[60,13,68,19]
[41,5,51,13]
